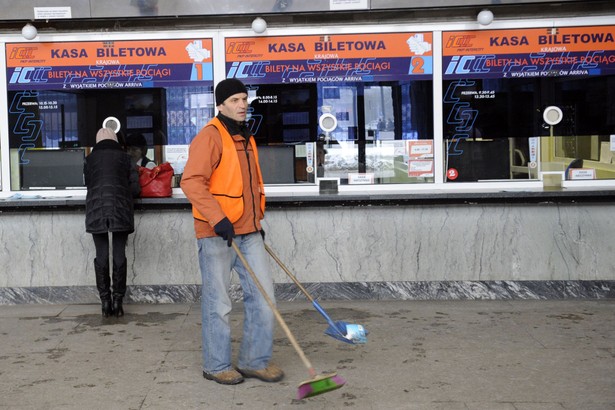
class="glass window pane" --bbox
[442,74,615,182]
[166,86,214,146]
[7,86,215,190]
[318,80,434,185]
[442,78,536,182]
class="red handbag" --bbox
[138,162,174,198]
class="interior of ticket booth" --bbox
[443,72,615,183]
[8,85,210,190]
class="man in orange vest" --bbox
[181,78,283,385]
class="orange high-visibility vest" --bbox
[192,117,265,223]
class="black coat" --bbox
[84,139,141,234]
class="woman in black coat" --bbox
[84,128,141,317]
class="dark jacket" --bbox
[84,139,141,234]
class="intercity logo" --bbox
[445,35,476,49]
[226,41,255,54]
[445,55,494,75]
[9,67,51,84]
[9,46,37,60]
[227,61,268,79]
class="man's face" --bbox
[127,146,143,163]
[218,92,248,122]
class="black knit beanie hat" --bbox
[215,78,248,106]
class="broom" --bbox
[231,242,346,399]
[264,243,367,345]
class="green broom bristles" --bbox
[296,373,346,400]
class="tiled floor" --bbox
[0,299,613,409]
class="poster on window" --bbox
[443,25,615,79]
[6,38,214,90]
[407,140,434,177]
[224,32,433,84]
[408,140,433,158]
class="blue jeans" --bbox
[197,232,275,374]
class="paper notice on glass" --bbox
[408,159,434,177]
[164,145,189,174]
[305,142,315,170]
[529,137,538,162]
[330,0,368,10]
[392,140,406,156]
[408,140,434,159]
[568,168,595,180]
[348,173,374,184]
[34,6,71,19]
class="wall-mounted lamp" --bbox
[543,106,563,126]
[477,9,494,26]
[251,17,267,34]
[103,116,121,134]
[21,23,38,40]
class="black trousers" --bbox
[92,232,129,267]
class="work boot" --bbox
[94,258,113,317]
[237,363,284,382]
[202,369,244,385]
[112,260,127,317]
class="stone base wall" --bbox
[1,202,614,303]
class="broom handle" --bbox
[264,243,315,304]
[232,242,317,378]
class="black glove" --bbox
[260,229,265,241]
[214,217,235,247]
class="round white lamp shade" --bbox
[251,17,267,34]
[22,23,38,40]
[477,10,494,26]
[319,113,338,133]
[543,106,563,126]
[102,116,121,133]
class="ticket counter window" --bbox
[7,90,85,190]
[248,80,433,185]
[539,76,615,180]
[6,86,213,191]
[322,81,434,185]
[443,74,615,182]
[443,78,536,182]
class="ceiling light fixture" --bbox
[477,9,494,26]
[21,23,38,40]
[251,17,267,34]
